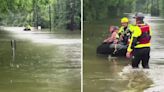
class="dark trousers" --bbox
[132,47,150,68]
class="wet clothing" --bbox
[132,47,150,68]
[128,23,152,68]
[127,24,152,52]
[118,24,134,45]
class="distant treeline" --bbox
[84,0,164,21]
[0,0,81,30]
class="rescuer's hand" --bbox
[126,51,132,58]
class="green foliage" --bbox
[0,0,81,30]
[84,0,136,21]
[84,0,164,21]
[53,0,81,30]
[159,0,164,17]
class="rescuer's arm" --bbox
[126,26,141,58]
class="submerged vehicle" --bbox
[96,43,127,56]
[24,25,31,31]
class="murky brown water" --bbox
[0,28,81,92]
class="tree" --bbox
[0,0,81,31]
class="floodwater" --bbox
[84,15,164,92]
[0,27,81,92]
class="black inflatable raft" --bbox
[24,28,31,31]
[96,43,127,56]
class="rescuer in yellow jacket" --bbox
[126,13,152,68]
[118,17,134,45]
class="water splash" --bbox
[119,64,164,92]
[144,65,164,92]
[119,65,153,92]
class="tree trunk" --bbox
[156,0,159,16]
[146,0,149,13]
[49,4,51,31]
[67,0,75,31]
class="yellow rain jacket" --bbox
[127,24,152,52]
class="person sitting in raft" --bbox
[103,26,119,44]
[118,17,134,45]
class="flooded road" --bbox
[84,15,164,92]
[0,28,81,92]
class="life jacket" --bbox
[122,27,132,45]
[137,24,151,44]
